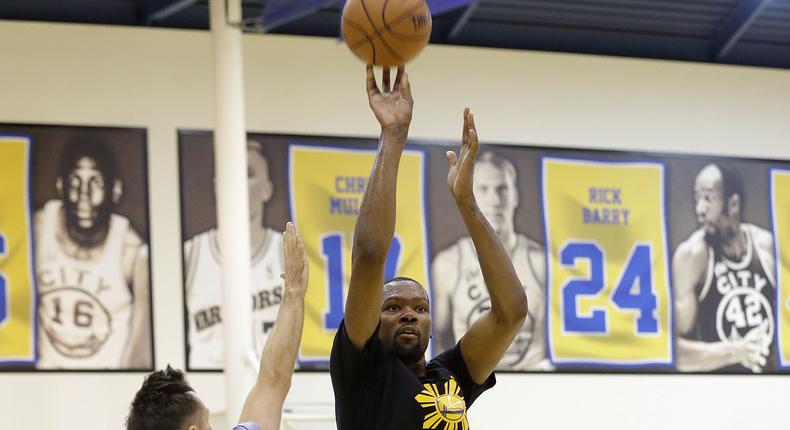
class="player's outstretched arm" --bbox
[344,65,414,349]
[673,237,767,373]
[239,222,309,429]
[448,108,528,384]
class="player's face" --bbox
[62,156,111,233]
[693,165,729,237]
[379,281,431,364]
[473,162,517,237]
[247,149,273,221]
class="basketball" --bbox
[341,0,432,67]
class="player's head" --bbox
[474,151,519,239]
[693,163,743,241]
[56,136,121,244]
[246,139,273,223]
[379,277,431,365]
[126,365,212,430]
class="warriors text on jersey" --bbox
[444,234,544,370]
[36,200,133,369]
[695,224,776,372]
[185,228,283,369]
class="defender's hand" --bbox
[446,107,479,206]
[366,65,413,133]
[282,222,309,297]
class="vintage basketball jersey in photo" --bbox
[36,200,132,369]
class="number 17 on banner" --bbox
[542,157,673,367]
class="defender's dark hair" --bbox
[57,135,118,185]
[126,365,201,430]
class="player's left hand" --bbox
[446,107,479,207]
[282,222,309,297]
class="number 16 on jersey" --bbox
[542,157,673,367]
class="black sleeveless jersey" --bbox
[694,225,776,372]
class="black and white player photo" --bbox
[428,146,550,371]
[7,124,154,370]
[178,131,290,370]
[668,159,776,373]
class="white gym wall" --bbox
[0,20,789,430]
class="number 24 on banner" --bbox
[560,242,657,334]
[543,157,673,367]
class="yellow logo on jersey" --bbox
[770,169,790,368]
[0,136,36,365]
[415,377,468,430]
[542,157,672,366]
[289,144,430,364]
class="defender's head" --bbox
[474,151,519,239]
[693,163,743,242]
[379,277,431,365]
[56,137,121,243]
[126,366,212,430]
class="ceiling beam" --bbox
[147,0,200,24]
[445,0,480,42]
[715,0,773,60]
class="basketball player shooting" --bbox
[330,65,527,430]
[432,151,549,371]
[35,137,151,369]
[673,163,776,373]
[127,222,309,430]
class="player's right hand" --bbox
[732,320,770,373]
[282,222,309,297]
[366,65,413,133]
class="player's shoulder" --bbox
[674,229,708,265]
[120,221,144,248]
[433,238,468,266]
[33,207,46,232]
[523,235,545,256]
[33,199,59,228]
[745,223,774,252]
[520,233,545,263]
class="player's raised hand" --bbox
[366,65,413,133]
[282,222,309,297]
[446,107,480,206]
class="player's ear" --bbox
[728,193,740,216]
[512,183,520,207]
[262,178,273,203]
[112,179,123,204]
[55,177,63,197]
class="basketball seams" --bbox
[343,0,429,66]
[343,16,379,64]
[382,0,429,42]
[381,0,391,30]
[347,0,427,50]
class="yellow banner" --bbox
[289,144,429,364]
[771,169,790,369]
[542,157,672,366]
[0,136,36,365]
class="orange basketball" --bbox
[341,0,432,67]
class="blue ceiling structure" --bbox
[2,0,790,70]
